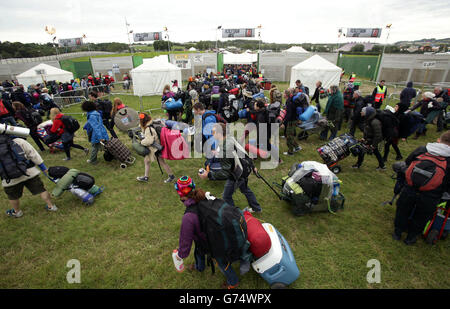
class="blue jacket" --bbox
[83,110,109,144]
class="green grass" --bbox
[0,84,449,289]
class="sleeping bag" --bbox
[244,211,271,259]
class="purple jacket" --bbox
[178,199,207,259]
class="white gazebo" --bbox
[283,46,310,54]
[289,55,342,92]
[16,63,74,88]
[130,56,182,96]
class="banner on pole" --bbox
[58,38,83,47]
[346,28,382,38]
[133,32,162,42]
[173,54,191,69]
[222,28,255,38]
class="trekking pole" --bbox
[254,170,282,200]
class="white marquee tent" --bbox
[289,55,342,93]
[283,46,309,54]
[223,52,257,65]
[16,63,74,88]
[131,56,182,96]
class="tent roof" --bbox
[292,55,341,72]
[283,46,309,53]
[188,47,197,51]
[223,52,257,64]
[132,56,180,72]
[16,63,73,78]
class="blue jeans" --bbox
[195,250,239,286]
[223,178,261,211]
[0,116,18,126]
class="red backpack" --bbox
[0,100,9,116]
[405,152,447,191]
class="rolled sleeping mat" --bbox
[246,139,278,159]
[114,107,140,132]
[0,123,30,138]
[245,143,269,159]
[52,169,80,197]
[299,105,317,122]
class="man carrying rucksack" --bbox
[198,123,262,213]
[174,176,250,289]
[1,134,58,218]
[352,106,386,170]
[393,130,450,245]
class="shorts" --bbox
[3,176,46,200]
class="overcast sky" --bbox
[1,0,449,45]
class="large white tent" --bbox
[16,63,74,88]
[289,55,342,93]
[223,52,257,65]
[283,46,309,54]
[131,56,182,96]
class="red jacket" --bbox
[50,113,65,136]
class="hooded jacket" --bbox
[399,82,416,106]
[83,110,109,144]
[363,109,383,147]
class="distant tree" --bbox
[370,45,383,53]
[351,44,365,52]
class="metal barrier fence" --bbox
[52,81,133,109]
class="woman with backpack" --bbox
[173,176,240,289]
[162,85,178,121]
[136,112,175,183]
[110,97,126,133]
[49,108,88,161]
[81,101,109,165]
[12,101,46,152]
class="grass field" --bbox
[0,83,449,289]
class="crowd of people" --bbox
[1,70,450,288]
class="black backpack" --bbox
[61,115,80,134]
[31,111,43,126]
[0,135,31,183]
[375,110,399,140]
[97,99,113,119]
[185,198,248,266]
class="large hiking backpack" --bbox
[374,110,399,140]
[293,92,309,110]
[0,135,31,183]
[97,99,113,120]
[186,197,248,264]
[61,115,80,134]
[202,112,227,124]
[405,152,447,192]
